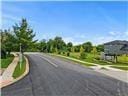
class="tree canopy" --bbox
[13,19,37,52]
[1,18,104,58]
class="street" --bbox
[2,53,128,96]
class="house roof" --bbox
[104,40,128,45]
[121,44,128,51]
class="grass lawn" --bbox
[50,53,95,67]
[1,55,14,68]
[13,56,26,79]
[71,53,128,66]
[111,66,128,71]
[55,52,128,67]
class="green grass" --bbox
[111,66,128,71]
[118,55,128,63]
[1,55,14,68]
[50,53,95,67]
[13,56,26,79]
[61,52,128,66]
[50,53,128,71]
[80,63,95,67]
[53,52,128,68]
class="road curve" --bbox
[2,53,128,96]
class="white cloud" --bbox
[93,36,115,45]
[2,14,21,21]
[109,31,128,37]
[109,31,122,36]
[125,31,128,36]
[109,31,116,35]
[74,34,86,39]
[63,37,83,45]
[93,34,128,45]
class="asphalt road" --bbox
[2,53,128,96]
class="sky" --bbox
[1,1,128,45]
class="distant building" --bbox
[104,40,128,55]
[103,40,128,62]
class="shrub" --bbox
[80,52,86,59]
[67,52,70,56]
[63,52,65,54]
[58,51,61,54]
[95,56,100,60]
[1,49,7,59]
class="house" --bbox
[104,40,128,55]
[103,40,128,62]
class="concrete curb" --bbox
[1,56,29,88]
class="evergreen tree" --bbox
[13,18,37,52]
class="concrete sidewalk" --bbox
[0,53,19,87]
[95,69,128,83]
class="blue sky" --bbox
[1,1,128,45]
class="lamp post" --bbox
[19,43,22,69]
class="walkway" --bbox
[0,53,19,88]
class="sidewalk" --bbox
[0,53,19,87]
[95,69,128,83]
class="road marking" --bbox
[39,56,58,68]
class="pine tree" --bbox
[13,18,37,52]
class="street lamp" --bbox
[19,43,22,69]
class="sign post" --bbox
[19,43,22,69]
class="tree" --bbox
[53,36,66,52]
[1,30,7,58]
[55,47,58,53]
[82,42,93,52]
[1,29,16,58]
[96,44,104,52]
[71,47,75,52]
[67,42,73,47]
[80,46,86,59]
[80,46,84,53]
[46,39,53,53]
[13,18,37,53]
[91,47,97,58]
[74,45,81,52]
[67,42,73,52]
[38,39,47,52]
[4,31,16,55]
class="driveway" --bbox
[2,53,128,96]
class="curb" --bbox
[1,56,29,88]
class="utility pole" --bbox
[20,43,22,69]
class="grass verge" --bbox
[111,66,128,71]
[13,56,26,79]
[50,54,95,67]
[54,52,128,66]
[1,55,14,68]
